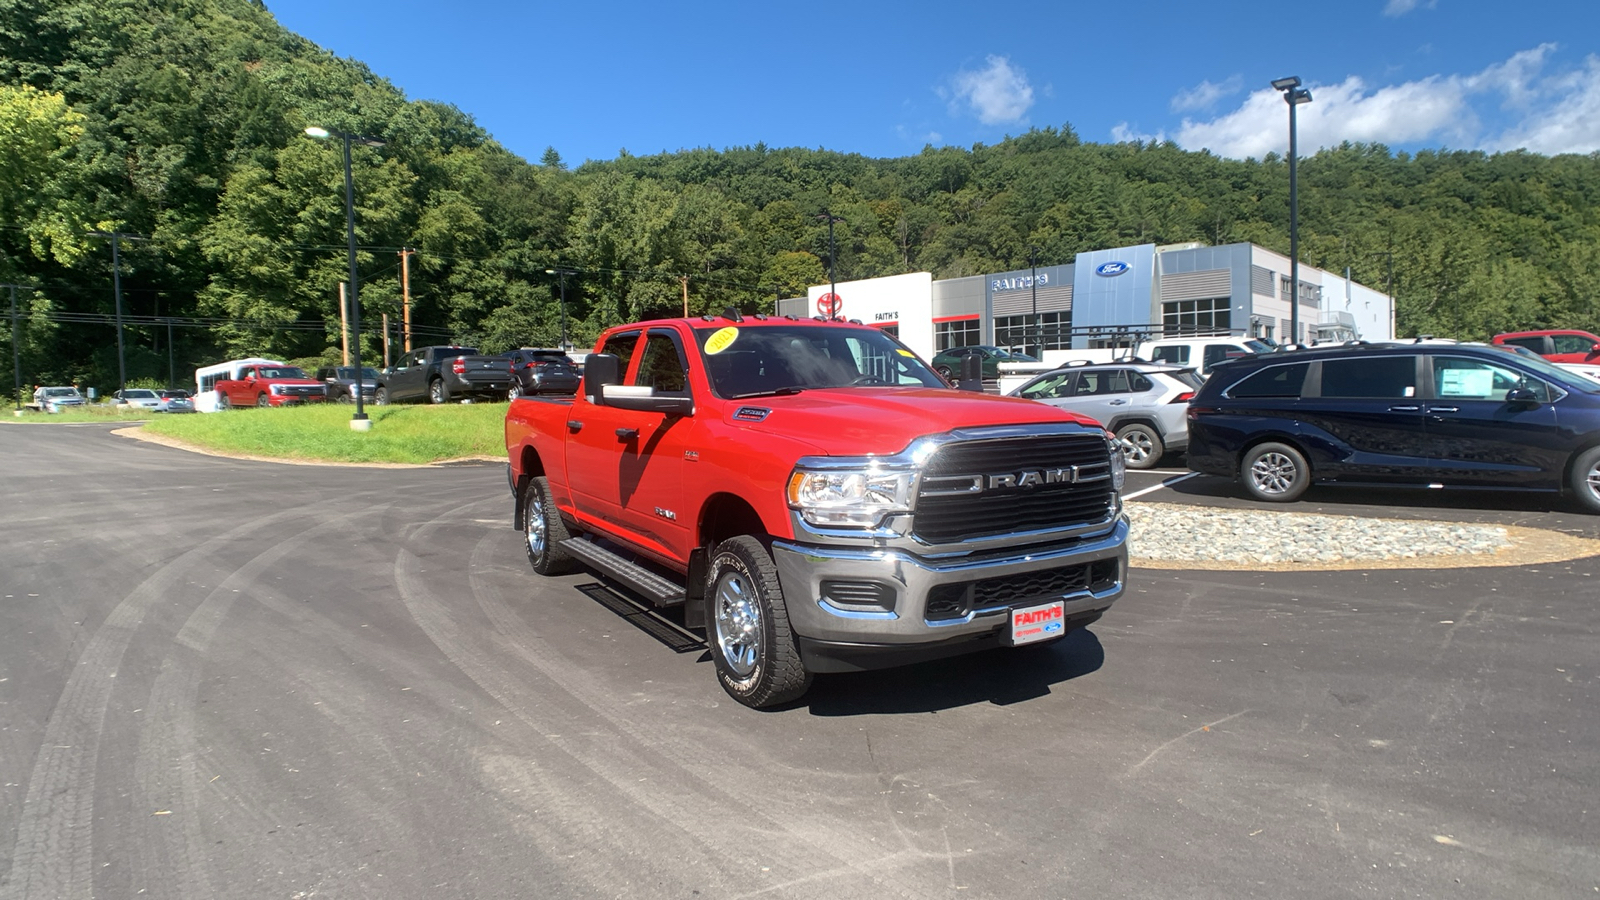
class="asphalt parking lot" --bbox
[2,424,1597,899]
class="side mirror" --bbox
[1506,387,1540,405]
[583,353,622,405]
[601,385,694,416]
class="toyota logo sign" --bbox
[816,293,842,316]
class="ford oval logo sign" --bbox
[1095,261,1130,277]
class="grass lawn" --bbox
[12,401,509,464]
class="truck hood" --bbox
[722,387,1103,457]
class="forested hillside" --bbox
[3,0,1599,391]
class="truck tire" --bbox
[256,393,270,408]
[706,536,811,709]
[1115,422,1164,470]
[522,476,574,575]
[217,393,231,410]
[430,378,449,404]
[374,387,389,405]
[1241,441,1310,502]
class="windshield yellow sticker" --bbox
[896,349,915,357]
[705,327,739,354]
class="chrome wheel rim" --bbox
[525,488,547,560]
[1120,431,1154,464]
[1586,458,1600,501]
[1250,452,1298,495]
[712,570,762,679]
[430,383,444,403]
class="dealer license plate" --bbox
[1006,600,1066,646]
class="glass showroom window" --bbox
[994,312,1070,356]
[1162,298,1231,337]
[935,319,980,351]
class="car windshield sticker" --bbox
[705,327,739,354]
[1439,368,1493,397]
[896,348,915,357]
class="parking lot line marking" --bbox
[1124,472,1200,501]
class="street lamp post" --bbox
[817,211,844,315]
[1273,76,1313,345]
[1027,246,1042,357]
[545,268,576,349]
[305,126,385,429]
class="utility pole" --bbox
[339,282,350,365]
[381,312,390,367]
[680,275,690,317]
[166,318,175,389]
[398,247,415,352]
[545,268,576,349]
[6,283,38,411]
[86,230,148,394]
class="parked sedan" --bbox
[1008,361,1201,468]
[112,388,164,412]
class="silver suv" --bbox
[1007,361,1202,468]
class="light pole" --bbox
[817,211,843,314]
[1027,246,1042,356]
[545,268,576,349]
[305,126,385,429]
[1273,76,1313,345]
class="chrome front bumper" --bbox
[771,516,1128,649]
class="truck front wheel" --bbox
[522,476,573,575]
[707,536,811,709]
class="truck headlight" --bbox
[1107,434,1126,492]
[786,467,915,528]
[270,384,284,395]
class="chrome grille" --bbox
[913,434,1115,544]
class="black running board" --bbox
[560,537,686,607]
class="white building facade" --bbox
[787,241,1393,361]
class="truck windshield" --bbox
[695,324,945,399]
[256,367,308,379]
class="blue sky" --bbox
[264,0,1600,165]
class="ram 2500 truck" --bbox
[504,313,1129,708]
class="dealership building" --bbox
[781,241,1394,362]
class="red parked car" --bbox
[1492,329,1600,364]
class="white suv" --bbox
[1008,361,1203,468]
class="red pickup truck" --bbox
[215,363,328,408]
[505,313,1129,707]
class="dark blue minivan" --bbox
[1185,342,1600,513]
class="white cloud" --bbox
[1492,55,1600,154]
[950,56,1035,125]
[1168,45,1600,158]
[1383,0,1436,16]
[1111,123,1167,144]
[1171,76,1243,112]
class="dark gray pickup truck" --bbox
[375,345,511,404]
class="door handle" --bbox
[616,428,639,440]
[1388,405,1421,412]
[1428,406,1459,414]
[1109,399,1127,405]
[566,420,583,431]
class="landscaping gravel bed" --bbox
[1126,502,1513,566]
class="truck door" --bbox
[389,349,426,401]
[613,329,693,561]
[564,332,642,532]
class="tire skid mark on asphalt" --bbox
[130,508,374,900]
[2,506,332,900]
[452,524,940,899]
[399,516,916,900]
